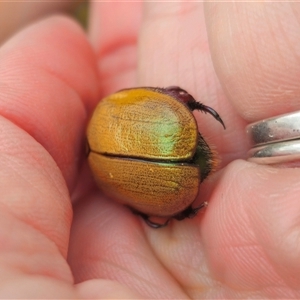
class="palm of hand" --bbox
[1,3,300,299]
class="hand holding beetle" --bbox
[1,3,300,299]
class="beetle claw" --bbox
[174,201,207,221]
[130,208,170,228]
[163,86,225,129]
[129,201,207,228]
[144,218,170,229]
[187,101,226,129]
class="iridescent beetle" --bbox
[87,86,225,228]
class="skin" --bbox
[0,2,75,44]
[0,2,300,298]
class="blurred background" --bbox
[0,1,88,45]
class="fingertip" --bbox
[205,3,300,121]
[204,159,300,288]
[89,2,142,95]
[0,15,100,190]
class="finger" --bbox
[0,16,99,297]
[76,279,143,298]
[205,3,300,121]
[68,193,189,299]
[68,3,245,298]
[89,1,142,95]
[203,160,300,297]
[71,4,187,297]
[0,16,100,190]
[138,2,247,164]
[203,4,300,297]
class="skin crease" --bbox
[0,2,300,299]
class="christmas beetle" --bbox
[86,86,225,228]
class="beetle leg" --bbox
[187,101,226,129]
[143,217,170,229]
[164,86,225,129]
[130,208,170,228]
[174,201,208,221]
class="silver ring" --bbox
[246,110,300,146]
[247,139,300,164]
[246,111,300,164]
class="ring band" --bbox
[246,110,300,146]
[247,139,300,164]
[246,110,300,164]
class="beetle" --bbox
[86,86,225,228]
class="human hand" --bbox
[1,2,300,298]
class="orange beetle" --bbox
[87,86,225,228]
